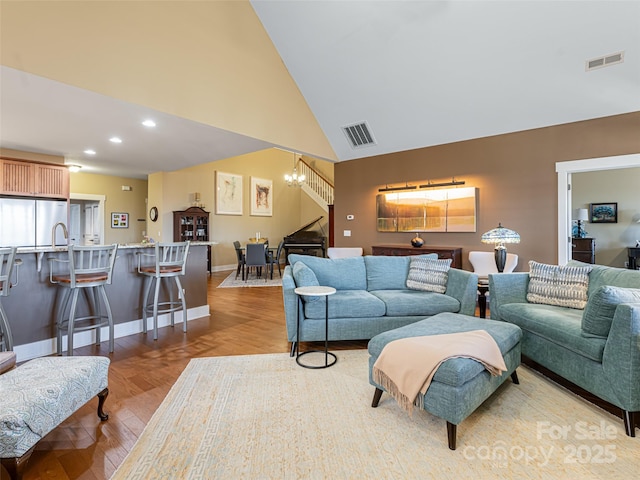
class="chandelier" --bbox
[284,153,305,187]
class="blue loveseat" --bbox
[282,254,478,354]
[490,262,640,436]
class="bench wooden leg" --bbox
[97,387,109,421]
[1,445,35,480]
[447,422,457,450]
[371,388,383,407]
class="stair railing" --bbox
[297,158,334,206]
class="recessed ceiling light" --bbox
[84,149,96,155]
[67,165,82,173]
[109,137,122,143]
[142,119,156,127]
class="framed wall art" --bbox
[111,212,129,228]
[376,187,477,232]
[590,202,617,223]
[250,177,273,216]
[216,171,243,215]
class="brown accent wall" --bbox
[334,112,640,271]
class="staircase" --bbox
[297,158,334,210]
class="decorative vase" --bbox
[410,233,424,248]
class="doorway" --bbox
[69,193,106,245]
[556,153,640,264]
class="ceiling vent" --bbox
[342,122,376,149]
[586,51,624,71]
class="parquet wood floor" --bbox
[7,271,368,480]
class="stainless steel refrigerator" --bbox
[0,198,68,247]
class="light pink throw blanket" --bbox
[372,330,507,414]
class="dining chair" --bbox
[271,240,286,278]
[245,243,270,282]
[233,241,245,280]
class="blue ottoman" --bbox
[368,312,522,450]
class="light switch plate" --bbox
[344,230,351,237]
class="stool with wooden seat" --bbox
[49,244,118,356]
[0,247,19,352]
[137,242,190,340]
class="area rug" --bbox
[111,350,638,479]
[217,269,282,288]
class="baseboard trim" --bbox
[211,264,236,273]
[13,305,210,362]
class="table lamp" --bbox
[574,208,589,238]
[481,223,520,272]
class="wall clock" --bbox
[149,206,158,222]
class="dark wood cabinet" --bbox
[173,207,210,272]
[572,237,595,264]
[173,207,209,242]
[371,244,462,269]
[628,247,640,270]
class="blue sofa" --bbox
[282,254,478,354]
[489,263,640,436]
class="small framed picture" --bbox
[111,212,129,228]
[590,202,617,224]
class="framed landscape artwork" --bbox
[376,187,477,232]
[590,202,617,223]
[250,177,273,216]
[216,171,243,215]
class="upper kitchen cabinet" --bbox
[0,158,70,199]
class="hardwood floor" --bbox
[10,271,367,480]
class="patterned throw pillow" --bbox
[526,261,593,309]
[406,257,452,293]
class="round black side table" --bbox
[294,286,337,369]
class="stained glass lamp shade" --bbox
[481,223,520,272]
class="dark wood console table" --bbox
[371,244,462,269]
[628,247,640,270]
[572,237,595,264]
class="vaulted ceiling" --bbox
[1,1,639,179]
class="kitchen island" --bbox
[4,242,212,361]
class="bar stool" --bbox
[49,244,118,356]
[0,247,19,352]
[137,242,190,340]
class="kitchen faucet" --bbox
[52,222,68,248]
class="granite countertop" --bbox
[16,241,217,254]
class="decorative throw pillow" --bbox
[406,257,452,293]
[526,261,593,309]
[582,286,640,338]
[292,262,321,303]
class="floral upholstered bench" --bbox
[0,356,110,480]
